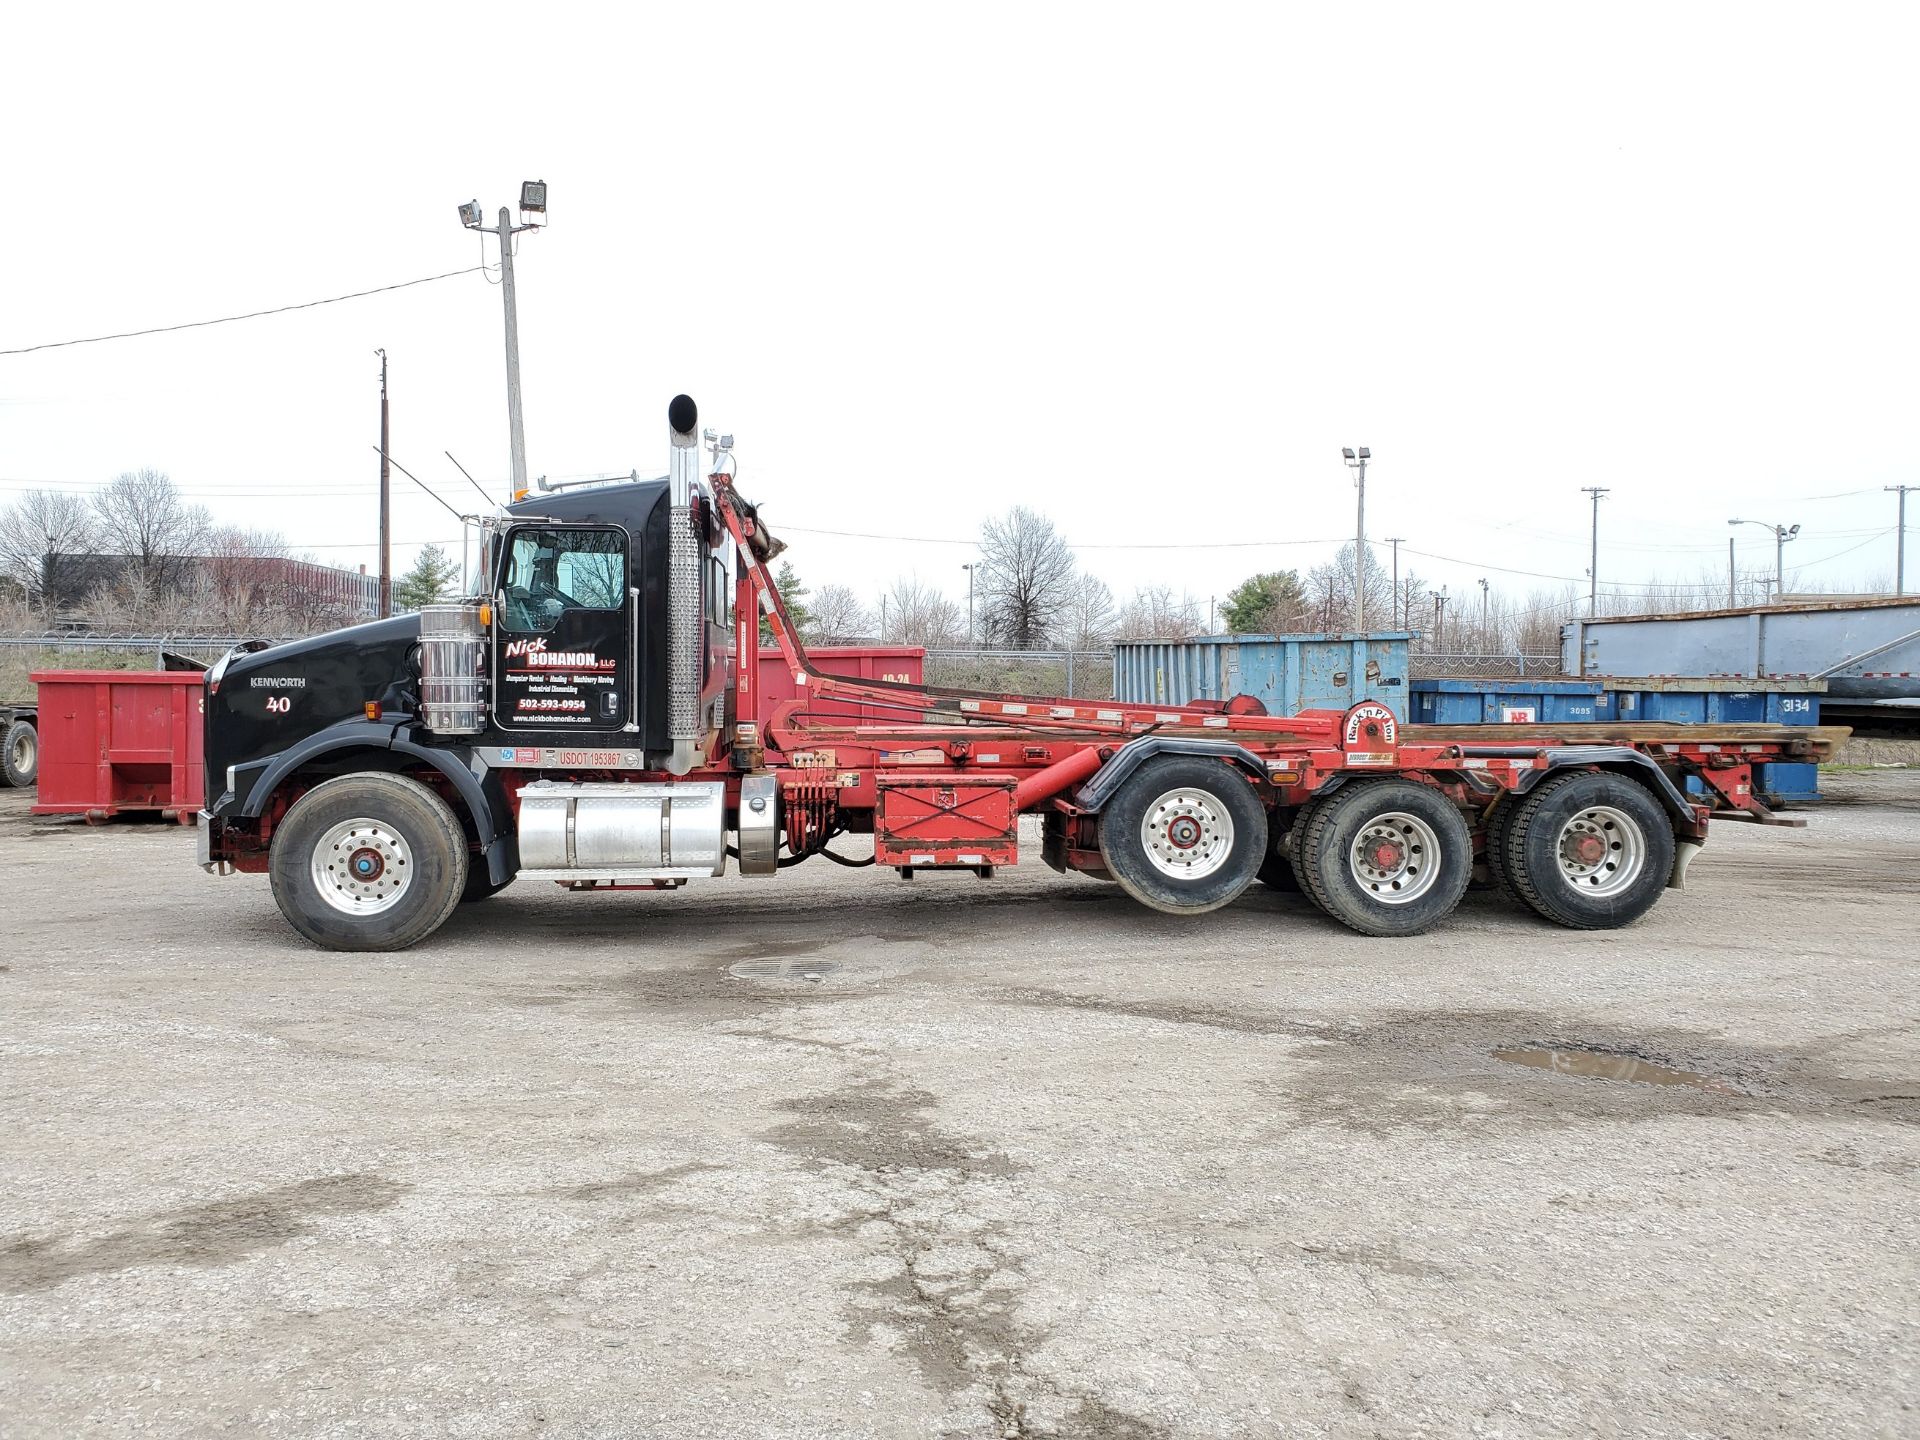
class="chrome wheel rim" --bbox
[1555,805,1645,895]
[1349,811,1441,904]
[1140,787,1235,880]
[311,818,414,915]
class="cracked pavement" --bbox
[1,774,1916,1437]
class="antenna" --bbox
[443,451,498,507]
[370,446,468,523]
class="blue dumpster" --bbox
[1112,633,1410,714]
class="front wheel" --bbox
[1294,780,1473,937]
[1097,756,1268,914]
[1500,771,1674,929]
[269,772,468,951]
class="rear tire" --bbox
[1097,756,1267,914]
[3,719,37,788]
[1483,798,1524,903]
[269,773,468,951]
[1295,780,1473,937]
[1502,771,1673,930]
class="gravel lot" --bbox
[2,774,1916,1438]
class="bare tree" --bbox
[1306,541,1396,632]
[881,575,964,647]
[1114,585,1201,639]
[90,469,211,594]
[0,489,98,622]
[198,526,292,632]
[809,583,872,644]
[978,506,1077,649]
[1059,572,1116,651]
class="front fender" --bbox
[1071,736,1274,813]
[232,720,503,857]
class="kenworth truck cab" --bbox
[202,395,736,947]
[200,396,1843,952]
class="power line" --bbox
[777,522,1345,550]
[0,266,490,356]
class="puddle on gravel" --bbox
[1494,1046,1740,1095]
[730,958,843,984]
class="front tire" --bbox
[3,718,37,788]
[1098,757,1268,914]
[1295,780,1473,937]
[1501,771,1674,930]
[269,773,468,951]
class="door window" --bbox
[501,528,624,632]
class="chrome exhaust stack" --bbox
[666,394,704,776]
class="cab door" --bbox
[491,523,634,732]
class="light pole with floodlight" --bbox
[460,181,547,500]
[961,563,976,647]
[1728,517,1800,598]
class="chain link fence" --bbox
[1410,653,1562,680]
[3,632,1569,710]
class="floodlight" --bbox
[1357,446,1371,460]
[1787,524,1801,538]
[520,180,548,214]
[1342,448,1356,460]
[458,200,482,228]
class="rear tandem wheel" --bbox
[1293,780,1474,937]
[1097,755,1269,914]
[1498,770,1675,930]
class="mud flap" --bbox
[1668,839,1703,890]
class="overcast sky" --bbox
[4,2,1916,623]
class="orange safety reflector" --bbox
[364,701,382,721]
[478,602,492,626]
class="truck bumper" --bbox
[197,811,232,875]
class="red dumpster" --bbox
[30,671,205,824]
[756,646,925,727]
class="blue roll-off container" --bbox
[1609,680,1823,804]
[1111,633,1410,714]
[1406,676,1824,804]
[1409,678,1614,725]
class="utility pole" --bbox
[1728,536,1736,607]
[459,184,547,500]
[961,563,975,646]
[1344,447,1371,630]
[1385,537,1404,629]
[1581,486,1609,617]
[1429,587,1448,653]
[1889,485,1915,595]
[376,349,391,618]
[1479,577,1489,650]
